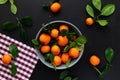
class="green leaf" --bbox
[64,76,72,80]
[45,53,54,62]
[75,35,87,44]
[20,16,33,26]
[59,70,68,80]
[61,30,68,36]
[63,45,70,52]
[92,0,101,10]
[86,4,94,17]
[32,39,39,46]
[49,53,54,62]
[75,45,84,51]
[19,27,27,41]
[9,44,18,59]
[99,64,109,78]
[66,59,70,67]
[53,64,56,70]
[105,48,114,64]
[101,4,115,16]
[63,35,87,52]
[9,0,14,4]
[97,20,109,26]
[11,63,17,76]
[1,21,17,31]
[10,4,17,14]
[0,0,8,4]
[45,54,51,61]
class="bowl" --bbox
[36,20,84,69]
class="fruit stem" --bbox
[93,66,102,75]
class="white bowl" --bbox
[36,20,84,69]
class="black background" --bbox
[0,0,120,80]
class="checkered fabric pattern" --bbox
[0,33,38,80]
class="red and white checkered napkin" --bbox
[0,33,38,80]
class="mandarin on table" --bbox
[85,17,94,26]
[59,24,69,32]
[2,53,12,65]
[69,48,80,58]
[53,56,62,66]
[50,2,61,13]
[57,36,68,47]
[51,45,60,56]
[61,53,70,63]
[40,45,50,53]
[89,55,100,66]
[39,33,51,45]
[50,29,59,38]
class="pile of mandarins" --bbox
[39,24,80,66]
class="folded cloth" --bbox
[0,33,38,80]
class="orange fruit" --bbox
[89,55,100,66]
[61,53,70,63]
[50,29,59,38]
[69,48,80,58]
[85,17,94,26]
[50,2,61,13]
[57,36,68,46]
[51,45,60,55]
[53,56,62,66]
[2,54,12,65]
[59,25,69,32]
[39,33,51,45]
[40,45,50,53]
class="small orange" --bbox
[57,36,68,46]
[50,2,61,13]
[39,33,51,45]
[2,54,12,65]
[40,45,50,53]
[59,25,69,32]
[85,17,94,26]
[69,48,80,58]
[53,56,62,66]
[61,53,70,63]
[51,45,60,55]
[89,55,100,66]
[50,29,59,38]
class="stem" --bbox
[16,17,22,28]
[93,66,102,75]
[94,14,101,21]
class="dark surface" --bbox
[0,0,120,80]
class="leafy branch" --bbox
[0,0,17,14]
[86,0,115,26]
[91,48,115,78]
[9,44,19,76]
[1,16,33,41]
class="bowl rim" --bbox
[35,20,84,69]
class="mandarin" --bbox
[51,45,60,56]
[2,54,12,65]
[50,2,61,13]
[39,33,51,45]
[58,36,68,47]
[89,55,100,66]
[53,56,62,66]
[40,45,50,53]
[69,48,80,58]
